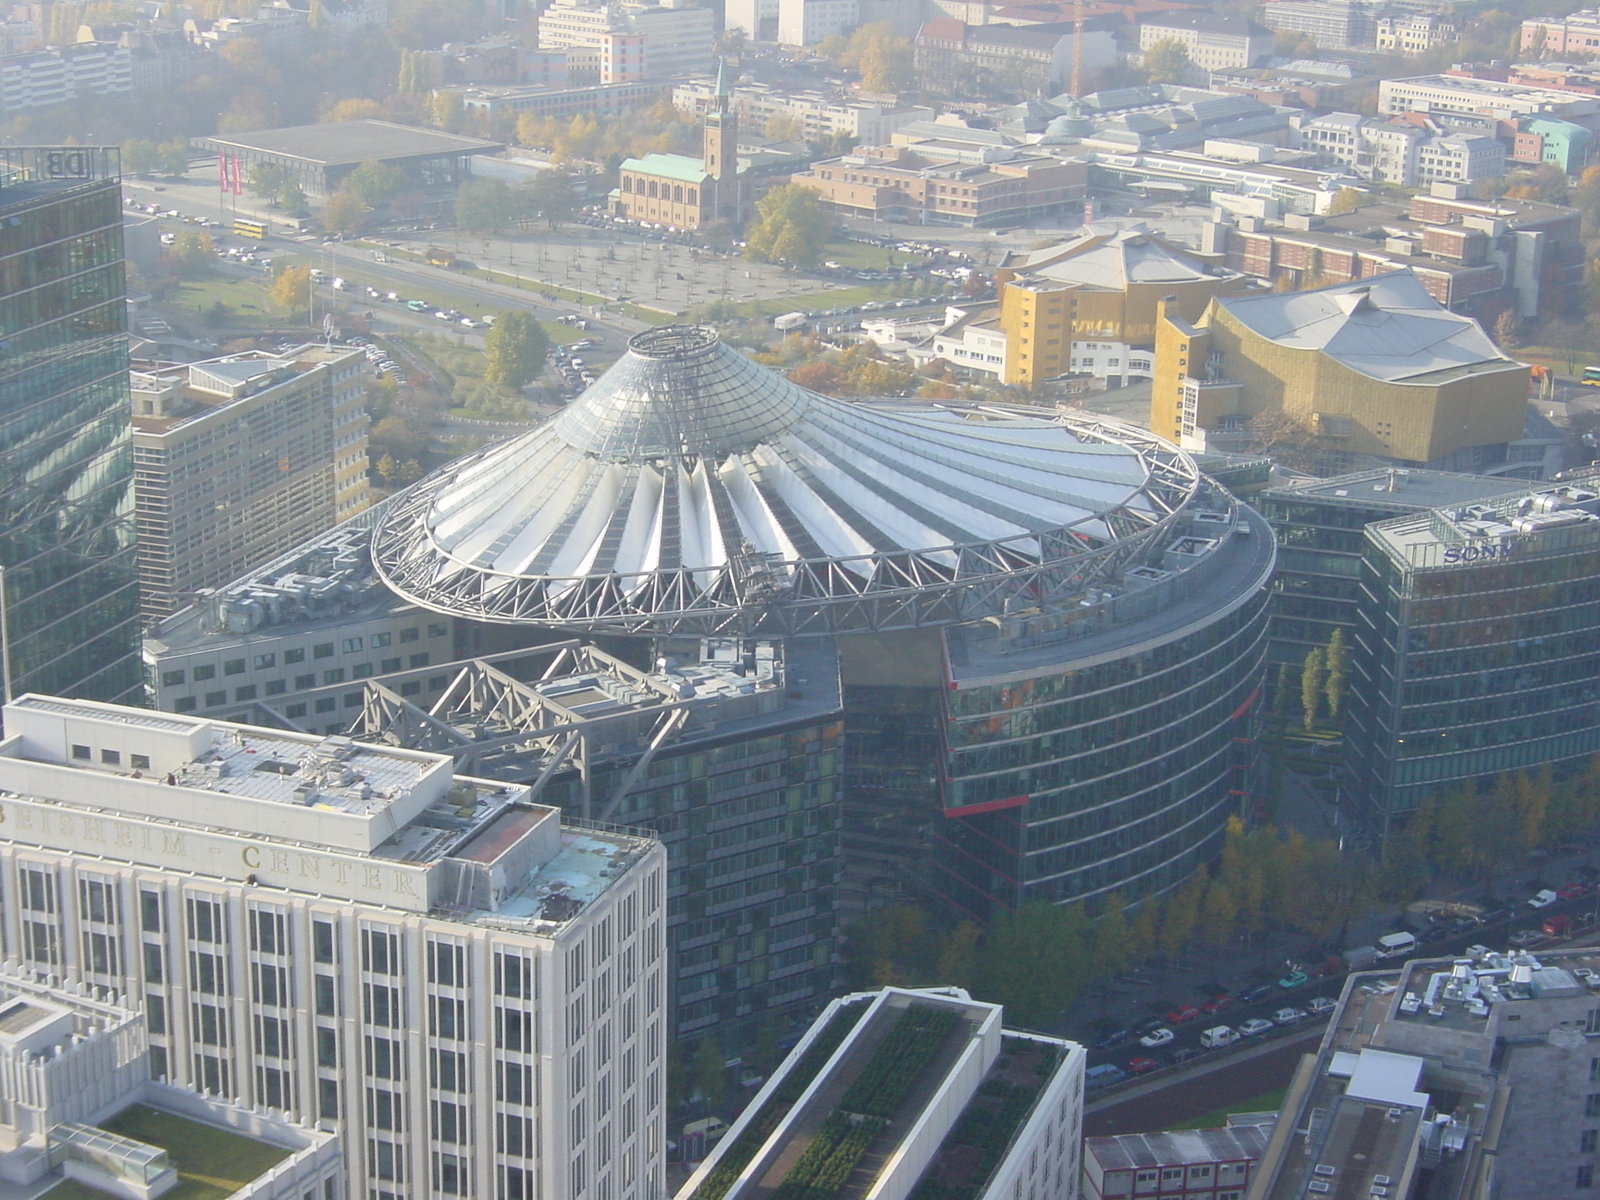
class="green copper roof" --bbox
[620,153,710,184]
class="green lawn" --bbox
[699,283,919,321]
[820,239,923,270]
[1163,1088,1287,1131]
[41,1105,292,1200]
[171,273,277,328]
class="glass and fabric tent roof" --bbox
[372,326,1199,634]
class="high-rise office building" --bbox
[0,146,141,702]
[130,344,371,621]
[0,694,668,1200]
[1345,478,1600,838]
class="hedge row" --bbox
[692,1001,869,1200]
[770,1112,886,1200]
[838,1005,960,1119]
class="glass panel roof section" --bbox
[372,327,1201,633]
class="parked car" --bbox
[1446,916,1481,935]
[1126,1057,1161,1075]
[1543,913,1576,937]
[1560,883,1591,900]
[1307,996,1338,1015]
[1138,1027,1175,1049]
[1092,1027,1131,1050]
[1130,1016,1165,1037]
[1278,969,1310,989]
[1419,924,1451,945]
[1529,889,1559,908]
[1163,1005,1201,1024]
[1272,1007,1308,1025]
[1239,1018,1275,1037]
[1200,994,1234,1014]
[1086,1063,1128,1090]
[1478,907,1515,925]
[1238,983,1274,1004]
[1510,929,1548,946]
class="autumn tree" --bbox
[1323,629,1347,722]
[455,177,518,233]
[1247,409,1320,472]
[933,922,982,989]
[1300,647,1324,731]
[523,167,580,226]
[974,901,1090,1023]
[817,23,915,93]
[342,160,405,207]
[269,266,312,315]
[1142,38,1192,84]
[483,311,550,389]
[320,97,385,122]
[320,189,367,235]
[168,231,214,277]
[744,183,834,269]
[1326,186,1365,216]
[248,162,289,204]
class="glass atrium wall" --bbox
[935,588,1270,919]
[0,148,140,702]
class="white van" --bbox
[1200,1025,1239,1049]
[1376,931,1417,959]
[683,1117,728,1143]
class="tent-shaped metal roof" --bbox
[372,326,1199,634]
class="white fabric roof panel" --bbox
[370,326,1198,630]
[1216,270,1517,382]
[1011,221,1218,289]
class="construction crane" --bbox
[1070,1,1086,96]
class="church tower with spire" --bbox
[702,58,740,223]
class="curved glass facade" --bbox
[1347,506,1600,836]
[932,522,1274,920]
[0,148,139,703]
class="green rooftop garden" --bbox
[908,1037,1064,1200]
[692,1000,870,1200]
[42,1105,292,1200]
[770,1003,962,1200]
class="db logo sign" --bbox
[43,150,92,178]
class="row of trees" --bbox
[848,818,1368,1024]
[1387,757,1600,888]
[1289,629,1347,731]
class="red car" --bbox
[1544,913,1576,937]
[1200,994,1234,1014]
[1559,883,1590,900]
[1164,1004,1201,1024]
[1126,1057,1161,1075]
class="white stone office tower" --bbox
[0,695,668,1200]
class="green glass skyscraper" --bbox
[0,147,140,702]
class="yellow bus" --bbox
[233,218,268,240]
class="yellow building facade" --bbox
[990,224,1253,387]
[1152,270,1529,466]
